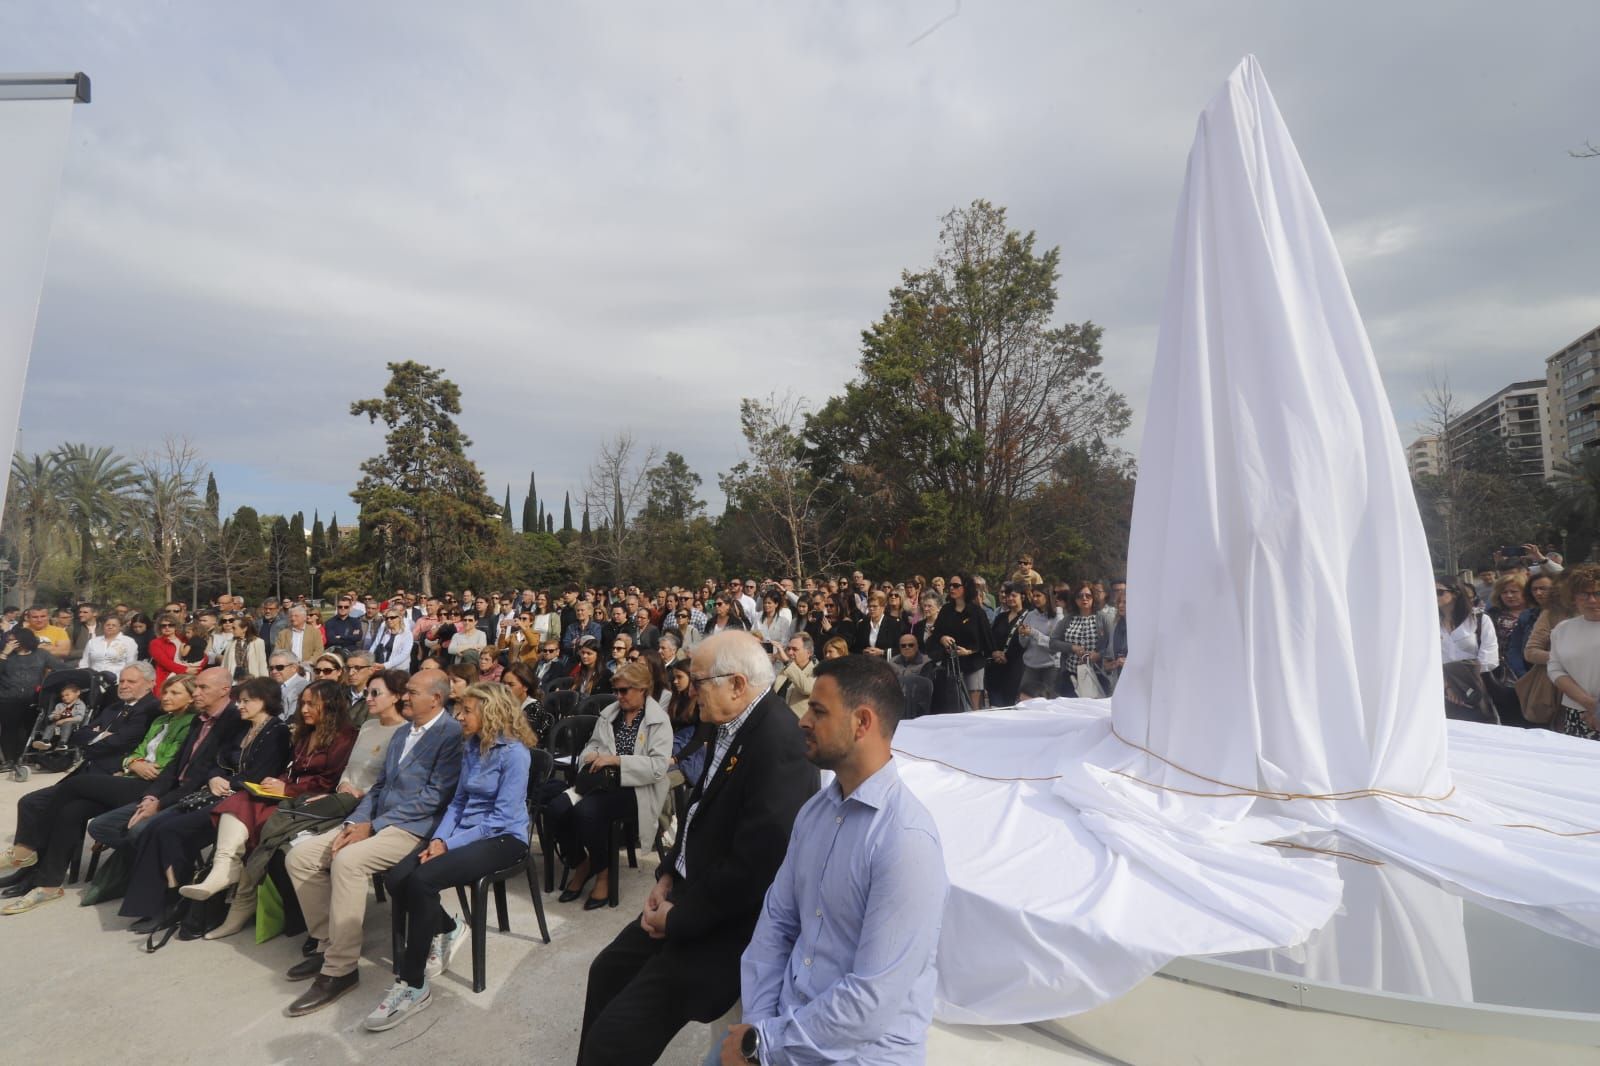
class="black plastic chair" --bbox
[544,676,576,693]
[450,749,554,992]
[578,693,617,719]
[542,689,580,732]
[547,714,598,786]
[605,815,639,907]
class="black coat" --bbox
[145,702,242,810]
[851,615,905,655]
[658,691,818,1017]
[74,693,159,775]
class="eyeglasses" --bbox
[365,688,387,699]
[688,672,736,690]
[612,685,636,694]
[612,644,627,651]
[385,614,401,620]
[949,581,963,588]
[269,664,292,672]
[313,667,340,676]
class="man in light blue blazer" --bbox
[284,669,464,1016]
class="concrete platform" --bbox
[0,771,717,1064]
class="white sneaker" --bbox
[424,914,467,979]
[363,980,431,1032]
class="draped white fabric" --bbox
[0,97,75,517]
[895,55,1600,1025]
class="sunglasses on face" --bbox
[313,667,340,676]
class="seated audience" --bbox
[283,669,463,1017]
[0,673,196,914]
[364,683,536,1032]
[773,633,817,717]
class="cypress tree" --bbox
[503,485,514,530]
[562,492,573,533]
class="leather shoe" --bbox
[285,971,358,1017]
[1,877,35,898]
[558,887,584,903]
[0,869,32,891]
[286,953,325,981]
[583,894,610,911]
[129,914,164,934]
[301,935,320,957]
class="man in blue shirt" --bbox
[718,655,947,1065]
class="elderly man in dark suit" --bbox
[577,631,817,1065]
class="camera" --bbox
[760,641,774,653]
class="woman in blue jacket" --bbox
[364,681,535,1032]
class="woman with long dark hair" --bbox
[1437,573,1498,722]
[931,573,995,710]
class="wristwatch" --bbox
[740,1026,761,1064]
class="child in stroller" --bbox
[11,669,114,781]
[31,681,87,751]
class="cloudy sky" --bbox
[5,2,1597,525]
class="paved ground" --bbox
[0,771,716,1065]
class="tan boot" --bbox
[180,814,248,900]
[205,883,256,940]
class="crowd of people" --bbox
[0,563,1118,1060]
[0,544,1594,1060]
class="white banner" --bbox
[0,96,75,519]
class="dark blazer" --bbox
[851,614,905,655]
[658,690,818,1016]
[73,693,159,775]
[225,716,294,791]
[145,701,243,810]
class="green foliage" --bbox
[310,512,326,568]
[521,471,537,534]
[348,360,500,595]
[562,492,573,533]
[805,200,1131,573]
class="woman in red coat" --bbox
[148,615,201,691]
[180,678,356,901]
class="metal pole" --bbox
[0,73,90,103]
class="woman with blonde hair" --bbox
[365,681,534,1031]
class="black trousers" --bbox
[32,773,147,887]
[119,807,216,918]
[579,920,700,1066]
[0,696,35,765]
[545,789,636,873]
[383,833,527,987]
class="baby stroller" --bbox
[12,668,116,782]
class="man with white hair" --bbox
[269,651,309,722]
[274,604,325,662]
[578,631,817,1065]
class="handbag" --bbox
[574,763,620,797]
[1514,663,1562,726]
[1442,612,1500,725]
[173,787,219,813]
[1075,663,1106,699]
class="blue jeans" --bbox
[87,801,145,851]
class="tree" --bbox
[204,472,220,523]
[328,512,341,554]
[636,451,721,585]
[502,486,514,531]
[562,491,573,533]
[286,512,310,597]
[2,452,65,608]
[579,431,658,584]
[213,506,267,599]
[806,201,1130,572]
[521,471,537,534]
[1552,452,1600,562]
[310,511,326,570]
[53,443,138,600]
[127,438,207,604]
[349,361,499,596]
[580,505,591,537]
[266,515,291,600]
[720,395,845,582]
[546,512,554,535]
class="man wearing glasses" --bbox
[578,632,816,1065]
[268,652,309,722]
[343,651,377,726]
[532,641,566,689]
[325,598,365,654]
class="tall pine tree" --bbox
[521,470,536,534]
[503,485,514,531]
[546,512,554,534]
[204,472,220,523]
[328,512,341,552]
[310,511,326,568]
[562,492,573,533]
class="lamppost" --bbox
[308,565,319,607]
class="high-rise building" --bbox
[1546,324,1600,467]
[1444,380,1551,481]
[1407,435,1440,478]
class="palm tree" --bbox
[3,452,65,608]
[1549,450,1600,563]
[54,443,138,599]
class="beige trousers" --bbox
[285,824,420,977]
